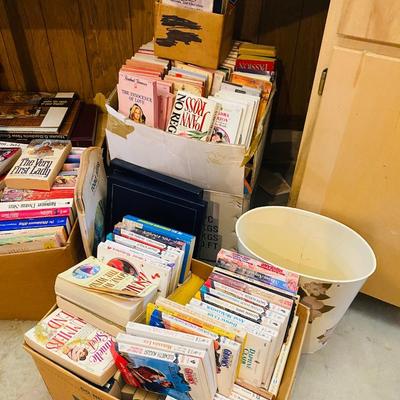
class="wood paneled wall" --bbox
[0,0,328,130]
[0,0,154,99]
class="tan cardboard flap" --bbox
[154,2,233,69]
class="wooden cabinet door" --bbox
[291,0,400,306]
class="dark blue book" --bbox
[0,216,69,231]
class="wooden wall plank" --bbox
[130,0,155,53]
[40,0,93,100]
[234,0,263,42]
[0,29,15,89]
[286,0,330,128]
[258,0,304,129]
[0,0,26,89]
[9,0,58,91]
[79,0,134,97]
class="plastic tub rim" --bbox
[235,206,377,284]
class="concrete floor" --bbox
[0,293,399,400]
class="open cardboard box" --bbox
[0,221,85,320]
[24,259,309,400]
[105,89,275,262]
[153,1,236,69]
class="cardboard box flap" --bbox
[106,90,245,195]
[154,1,233,68]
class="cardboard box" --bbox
[153,1,236,69]
[24,259,309,400]
[105,89,275,261]
[199,190,250,261]
[0,221,85,320]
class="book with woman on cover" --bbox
[5,139,72,191]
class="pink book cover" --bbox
[0,207,71,221]
[121,66,161,78]
[118,73,158,128]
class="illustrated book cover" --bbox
[5,139,72,190]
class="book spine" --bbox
[209,273,293,311]
[267,316,299,395]
[232,383,269,400]
[0,198,74,212]
[235,59,275,74]
[0,216,69,231]
[0,207,71,221]
[0,132,69,141]
[185,301,270,386]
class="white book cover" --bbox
[166,91,220,141]
[97,240,172,297]
[117,342,208,400]
[163,0,214,13]
[126,321,217,393]
[24,308,116,386]
[207,98,243,144]
[186,300,272,386]
[57,256,157,298]
[116,333,215,399]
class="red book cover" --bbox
[235,58,276,75]
[0,187,74,202]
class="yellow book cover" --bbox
[231,73,273,101]
[239,43,276,58]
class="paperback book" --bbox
[5,139,72,190]
[24,308,116,386]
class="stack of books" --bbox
[111,248,300,400]
[116,39,275,150]
[0,139,81,254]
[0,91,98,146]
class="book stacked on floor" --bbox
[111,248,300,400]
[0,139,81,254]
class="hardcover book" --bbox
[24,308,116,386]
[0,92,75,133]
[5,139,72,190]
[166,91,220,141]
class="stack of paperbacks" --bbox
[112,247,300,400]
[24,213,197,389]
[0,91,98,146]
[0,139,82,254]
[116,40,275,152]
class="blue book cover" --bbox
[122,215,195,283]
[0,216,68,231]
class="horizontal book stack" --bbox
[110,248,300,400]
[0,139,82,254]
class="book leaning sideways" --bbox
[24,308,116,386]
[5,139,72,191]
